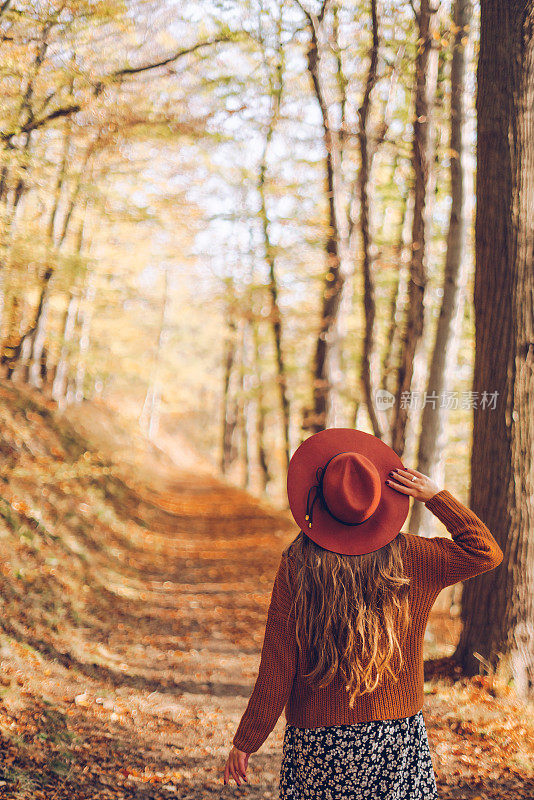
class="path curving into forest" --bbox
[0,388,531,799]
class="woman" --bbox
[223,428,503,799]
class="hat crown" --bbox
[322,452,381,524]
[286,427,409,555]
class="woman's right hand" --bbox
[385,466,442,503]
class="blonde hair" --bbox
[284,532,411,706]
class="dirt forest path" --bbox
[0,396,532,800]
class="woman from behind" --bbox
[224,428,504,800]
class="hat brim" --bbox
[287,428,409,555]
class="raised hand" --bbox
[385,466,442,503]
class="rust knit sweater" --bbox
[232,489,503,754]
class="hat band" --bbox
[304,452,379,530]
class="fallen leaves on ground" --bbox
[0,384,532,800]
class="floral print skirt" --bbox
[279,711,438,800]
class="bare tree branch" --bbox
[109,35,235,80]
[2,35,237,140]
[408,0,420,21]
[1,104,81,141]
[293,0,314,26]
[317,0,332,23]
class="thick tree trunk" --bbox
[391,0,439,456]
[409,0,474,535]
[454,0,534,696]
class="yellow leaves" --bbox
[120,766,184,784]
[11,499,29,515]
[25,411,43,425]
[74,692,91,707]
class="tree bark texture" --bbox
[302,5,350,435]
[358,0,382,438]
[454,0,534,696]
[391,0,439,456]
[257,25,291,472]
[409,0,474,535]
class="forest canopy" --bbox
[0,0,478,500]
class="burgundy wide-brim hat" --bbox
[286,428,409,555]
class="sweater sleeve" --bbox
[232,552,298,754]
[422,489,504,588]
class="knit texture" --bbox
[232,490,503,754]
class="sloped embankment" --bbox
[0,384,294,798]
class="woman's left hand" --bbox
[223,745,250,786]
[385,466,442,503]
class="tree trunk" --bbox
[257,23,291,472]
[454,0,534,696]
[357,0,382,438]
[409,0,474,535]
[35,121,73,393]
[220,291,239,475]
[381,187,412,404]
[251,316,271,494]
[0,133,32,352]
[0,22,50,341]
[9,133,89,381]
[237,317,251,490]
[73,268,95,403]
[27,269,53,387]
[301,4,351,435]
[140,268,169,441]
[28,131,83,389]
[52,289,80,407]
[52,207,88,405]
[391,0,439,456]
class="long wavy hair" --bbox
[284,531,411,706]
